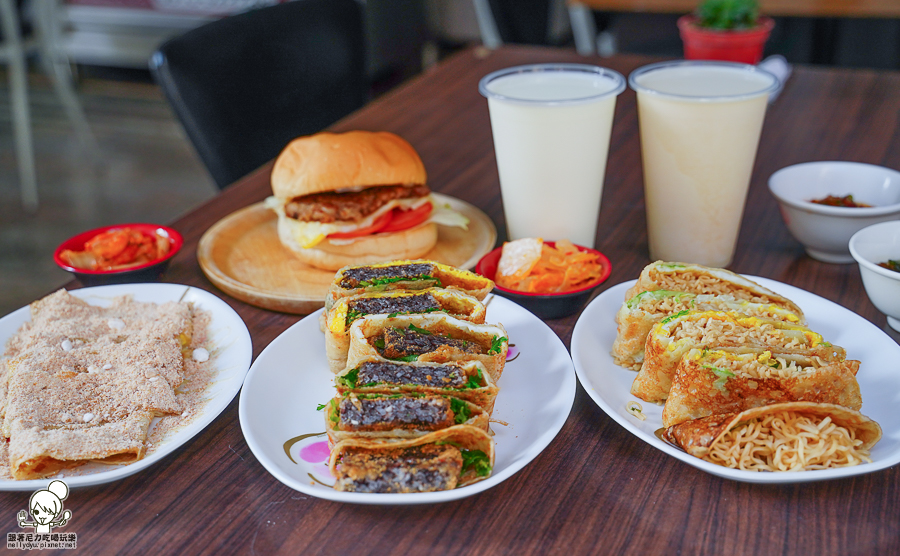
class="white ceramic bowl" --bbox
[768,161,900,263]
[849,221,900,331]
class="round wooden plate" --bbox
[197,193,498,314]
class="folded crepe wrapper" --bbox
[345,313,508,383]
[662,402,882,459]
[611,291,805,370]
[335,358,498,415]
[624,261,804,319]
[631,311,846,404]
[325,288,486,373]
[329,424,496,489]
[326,260,494,312]
[324,394,490,444]
[661,353,862,427]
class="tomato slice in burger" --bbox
[327,210,393,239]
[380,202,433,233]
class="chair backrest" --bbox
[150,0,367,189]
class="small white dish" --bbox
[239,295,576,505]
[768,161,900,263]
[849,220,900,331]
[0,284,253,491]
[572,278,900,484]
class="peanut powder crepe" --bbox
[335,358,498,414]
[0,290,196,480]
[330,425,494,493]
[612,290,805,370]
[324,288,486,373]
[326,260,494,312]
[345,313,509,383]
[663,402,881,472]
[661,349,862,427]
[631,311,845,403]
[624,262,804,318]
[323,392,489,443]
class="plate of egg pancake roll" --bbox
[572,261,900,483]
[240,260,576,503]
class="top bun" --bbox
[271,131,427,200]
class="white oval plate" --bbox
[572,277,900,483]
[240,295,576,504]
[0,284,252,491]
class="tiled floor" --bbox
[0,73,217,316]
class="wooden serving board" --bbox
[197,193,497,314]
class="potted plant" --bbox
[678,0,774,64]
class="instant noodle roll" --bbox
[613,291,805,370]
[624,261,804,318]
[663,402,882,472]
[346,313,509,383]
[322,392,489,443]
[661,349,862,427]
[325,288,486,373]
[632,311,845,403]
[330,425,494,492]
[326,260,494,312]
[336,358,499,414]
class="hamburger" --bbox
[266,131,468,271]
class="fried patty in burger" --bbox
[266,131,467,271]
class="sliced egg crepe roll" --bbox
[613,290,805,370]
[330,425,494,492]
[325,288,486,373]
[624,261,804,318]
[326,260,494,312]
[346,313,509,383]
[336,358,498,414]
[662,402,881,472]
[323,392,488,443]
[632,311,845,403]
[662,349,861,427]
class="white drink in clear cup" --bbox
[479,65,625,247]
[630,61,778,267]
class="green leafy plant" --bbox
[697,0,759,30]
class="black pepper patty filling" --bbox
[338,396,453,431]
[336,444,463,493]
[339,263,435,289]
[348,293,441,318]
[378,327,483,359]
[357,361,467,388]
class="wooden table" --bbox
[3,45,900,555]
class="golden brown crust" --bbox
[663,402,882,459]
[661,355,862,427]
[625,261,805,318]
[329,424,495,488]
[271,131,427,199]
[346,313,509,384]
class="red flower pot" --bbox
[678,15,774,65]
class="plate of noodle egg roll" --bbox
[572,261,900,483]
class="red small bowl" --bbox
[54,223,183,285]
[476,241,612,319]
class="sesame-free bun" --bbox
[276,219,438,271]
[271,131,427,200]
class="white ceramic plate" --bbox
[572,277,900,483]
[240,295,576,504]
[0,284,252,491]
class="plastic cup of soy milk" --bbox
[479,64,625,247]
[629,61,779,267]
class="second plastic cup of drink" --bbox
[630,60,779,267]
[479,64,625,247]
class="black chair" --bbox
[150,0,368,189]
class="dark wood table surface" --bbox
[3,45,900,555]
